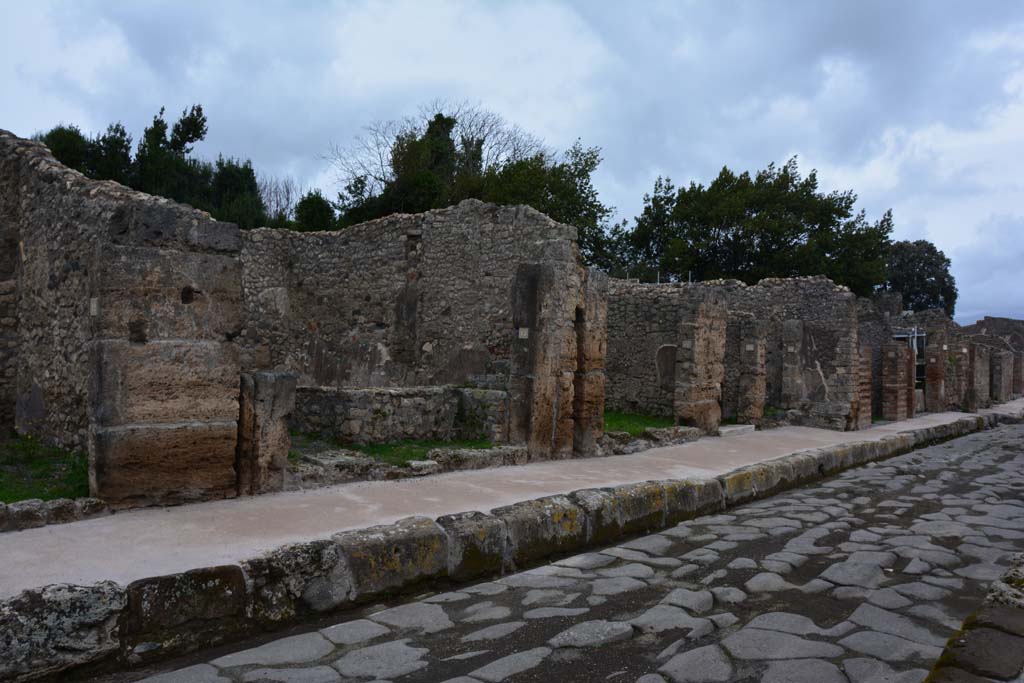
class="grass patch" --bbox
[603,410,674,437]
[345,438,493,467]
[0,433,89,504]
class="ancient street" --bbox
[124,423,1024,683]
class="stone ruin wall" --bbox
[606,275,858,431]
[240,199,608,458]
[0,130,607,507]
[0,130,244,507]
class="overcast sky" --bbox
[3,1,1023,323]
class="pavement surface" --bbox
[4,401,1023,598]
[119,420,1024,683]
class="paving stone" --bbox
[620,535,674,555]
[819,561,887,588]
[848,604,947,647]
[523,607,590,619]
[726,558,757,570]
[320,619,391,646]
[599,563,656,579]
[593,577,648,595]
[926,666,1000,683]
[548,620,635,648]
[658,644,733,682]
[722,628,845,659]
[744,572,795,593]
[761,560,794,574]
[842,657,928,683]
[891,582,951,601]
[661,588,713,613]
[368,602,454,633]
[706,540,737,552]
[681,548,720,565]
[761,659,846,683]
[710,613,739,629]
[838,631,943,662]
[765,551,808,568]
[710,587,746,605]
[211,633,335,668]
[903,558,930,574]
[630,605,713,635]
[498,572,577,589]
[848,551,898,568]
[461,621,527,642]
[745,612,853,637]
[866,588,913,609]
[972,605,1024,637]
[460,601,513,623]
[463,582,509,595]
[602,546,683,568]
[636,676,668,683]
[469,647,552,682]
[907,604,963,631]
[138,665,230,683]
[954,563,1006,581]
[425,591,471,603]
[799,579,835,594]
[240,667,341,683]
[444,649,490,661]
[555,553,616,569]
[670,564,701,578]
[332,639,428,679]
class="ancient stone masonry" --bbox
[967,343,992,411]
[991,348,1015,404]
[0,130,606,507]
[0,130,244,507]
[607,276,860,431]
[605,280,728,431]
[240,199,607,458]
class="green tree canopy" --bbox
[331,103,616,265]
[882,239,958,316]
[617,158,893,296]
[37,105,268,229]
[294,189,336,231]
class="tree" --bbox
[37,124,90,173]
[330,102,616,264]
[882,239,958,316]
[259,173,302,229]
[294,189,336,231]
[620,158,893,295]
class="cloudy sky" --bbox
[3,1,1023,323]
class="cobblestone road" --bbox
[135,423,1024,683]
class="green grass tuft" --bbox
[0,433,89,504]
[345,438,494,467]
[603,410,674,437]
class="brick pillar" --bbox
[236,372,296,495]
[852,345,872,430]
[882,343,910,422]
[674,296,727,433]
[924,345,946,413]
[572,268,607,455]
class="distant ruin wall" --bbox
[0,130,243,506]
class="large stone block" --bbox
[436,511,508,580]
[95,245,242,341]
[0,582,126,682]
[241,539,353,625]
[91,340,240,427]
[121,565,248,663]
[237,372,296,496]
[662,478,725,524]
[90,421,238,506]
[491,495,587,568]
[108,200,241,254]
[572,481,666,544]
[332,516,448,600]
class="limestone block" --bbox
[91,422,238,506]
[0,581,126,682]
[237,372,296,496]
[43,498,78,525]
[240,539,353,625]
[91,340,240,427]
[95,245,242,341]
[436,511,508,580]
[121,565,249,663]
[6,498,46,530]
[572,482,666,544]
[332,516,448,600]
[491,495,587,568]
[662,479,725,525]
[717,469,755,505]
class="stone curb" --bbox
[925,553,1024,682]
[1,411,1020,682]
[0,496,111,534]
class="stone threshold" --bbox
[3,409,1022,682]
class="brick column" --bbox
[924,345,946,413]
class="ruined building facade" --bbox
[0,131,606,506]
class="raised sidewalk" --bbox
[3,401,1024,682]
[3,402,1023,598]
